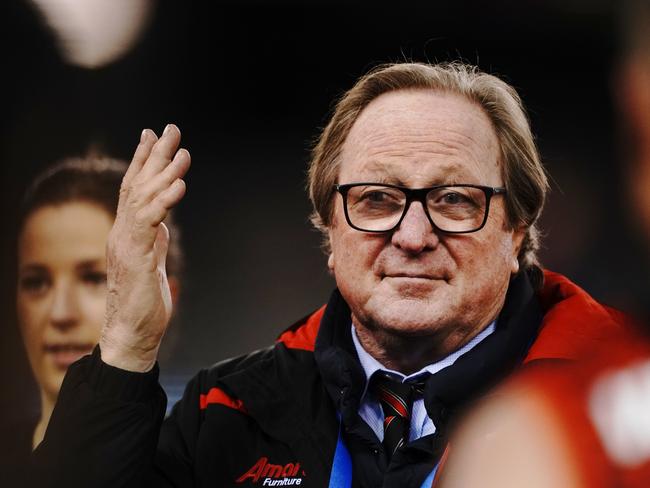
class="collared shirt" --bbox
[351,321,496,442]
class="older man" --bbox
[33,62,626,488]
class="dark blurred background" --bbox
[1,0,647,417]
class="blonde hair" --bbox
[308,62,548,286]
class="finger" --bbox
[129,149,191,208]
[138,124,182,182]
[132,179,186,249]
[123,129,159,188]
[165,148,191,182]
[118,129,159,214]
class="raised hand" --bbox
[100,125,190,372]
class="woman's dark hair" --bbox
[18,155,183,277]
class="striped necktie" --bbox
[372,374,417,460]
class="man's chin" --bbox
[359,299,450,337]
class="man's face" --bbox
[328,89,524,347]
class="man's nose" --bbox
[390,201,439,253]
[49,280,79,330]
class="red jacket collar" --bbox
[525,270,631,362]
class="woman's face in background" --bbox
[17,201,113,400]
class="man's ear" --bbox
[327,252,335,271]
[511,226,526,275]
[327,228,336,274]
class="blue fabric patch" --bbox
[328,422,352,488]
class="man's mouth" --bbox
[44,343,94,369]
[382,271,448,281]
[384,273,437,279]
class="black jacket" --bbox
[30,272,623,487]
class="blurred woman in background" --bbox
[12,155,182,457]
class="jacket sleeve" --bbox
[29,346,204,488]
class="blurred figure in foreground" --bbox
[3,156,181,480]
[439,2,650,487]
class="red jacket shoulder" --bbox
[525,270,634,362]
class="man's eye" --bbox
[440,192,469,205]
[359,190,403,204]
[363,191,390,202]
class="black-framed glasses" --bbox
[335,183,507,233]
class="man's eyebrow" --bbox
[355,160,475,186]
[372,174,398,185]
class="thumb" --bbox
[154,222,170,272]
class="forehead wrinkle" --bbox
[347,128,499,182]
[360,128,488,160]
[348,105,497,156]
[352,91,498,145]
[340,90,502,185]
